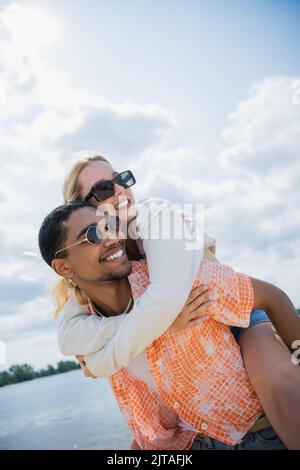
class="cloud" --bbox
[57,101,176,162]
[215,77,299,306]
[218,76,300,177]
[214,75,300,250]
[0,330,64,371]
[0,3,177,163]
[137,76,300,306]
[1,294,55,342]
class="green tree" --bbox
[46,364,56,376]
[56,360,80,373]
[0,370,12,387]
[0,360,80,387]
[8,364,36,383]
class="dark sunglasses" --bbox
[55,215,121,257]
[82,170,136,203]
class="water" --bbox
[0,369,131,450]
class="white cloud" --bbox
[218,76,300,177]
[0,330,65,371]
[136,76,300,307]
[213,78,300,305]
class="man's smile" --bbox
[100,242,128,264]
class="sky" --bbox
[0,0,299,369]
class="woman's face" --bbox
[78,160,136,223]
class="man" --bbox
[38,200,300,449]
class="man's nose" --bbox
[102,232,121,248]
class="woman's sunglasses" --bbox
[55,215,121,258]
[82,170,136,203]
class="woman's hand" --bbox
[74,286,214,374]
[169,284,214,332]
[75,355,97,379]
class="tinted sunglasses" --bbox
[82,170,136,203]
[55,215,121,258]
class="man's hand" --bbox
[75,355,97,379]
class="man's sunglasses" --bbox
[82,170,136,203]
[55,215,120,258]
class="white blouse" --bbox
[56,197,216,378]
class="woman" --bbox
[55,154,300,449]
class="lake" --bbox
[0,369,132,450]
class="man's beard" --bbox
[104,262,132,281]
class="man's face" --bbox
[58,206,132,284]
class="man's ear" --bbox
[51,258,74,279]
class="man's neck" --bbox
[78,277,132,317]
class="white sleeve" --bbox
[56,290,126,355]
[84,198,204,377]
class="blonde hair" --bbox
[53,153,111,317]
[53,278,89,318]
[63,153,110,203]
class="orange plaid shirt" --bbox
[89,259,263,449]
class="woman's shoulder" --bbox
[135,198,216,249]
[56,289,89,325]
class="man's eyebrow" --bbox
[75,223,97,241]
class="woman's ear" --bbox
[51,258,74,279]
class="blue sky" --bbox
[0,0,299,369]
[49,0,300,153]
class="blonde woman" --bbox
[54,154,300,449]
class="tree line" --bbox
[0,360,81,387]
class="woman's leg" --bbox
[239,321,300,449]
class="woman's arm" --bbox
[75,284,214,377]
[84,201,205,377]
[56,289,126,355]
[57,199,205,374]
[251,277,300,350]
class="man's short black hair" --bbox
[38,200,91,267]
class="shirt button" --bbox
[173,402,180,409]
[201,422,207,430]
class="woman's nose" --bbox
[114,183,126,198]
